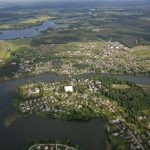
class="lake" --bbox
[0,19,69,40]
[0,17,86,40]
[0,72,149,150]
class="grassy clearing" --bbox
[55,41,105,51]
[0,24,12,29]
[20,16,54,26]
[0,39,31,59]
[112,84,130,89]
[0,50,10,59]
[131,46,150,57]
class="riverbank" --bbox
[1,71,150,84]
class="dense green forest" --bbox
[93,76,150,116]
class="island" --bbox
[13,75,150,150]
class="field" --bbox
[131,46,150,57]
[0,39,31,62]
[20,16,54,26]
[112,84,130,89]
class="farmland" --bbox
[0,1,149,80]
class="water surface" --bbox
[0,17,86,40]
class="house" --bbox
[64,86,74,92]
[36,145,41,150]
[50,145,54,150]
[27,87,40,96]
[44,146,48,150]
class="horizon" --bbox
[0,0,148,2]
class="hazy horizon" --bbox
[0,0,148,2]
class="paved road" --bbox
[128,130,145,150]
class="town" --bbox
[14,76,150,150]
[12,40,149,79]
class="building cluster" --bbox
[84,79,102,92]
[106,41,129,51]
[79,42,96,50]
[26,87,40,97]
[20,98,50,113]
[96,98,118,114]
[89,41,145,74]
[13,41,149,78]
[107,119,147,150]
[70,78,102,91]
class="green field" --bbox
[131,46,150,57]
[112,84,130,89]
[0,39,31,61]
[20,16,54,26]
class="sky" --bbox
[0,0,146,1]
[0,0,147,3]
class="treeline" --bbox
[92,76,150,116]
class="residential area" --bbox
[14,76,150,150]
[12,41,150,78]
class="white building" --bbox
[64,86,74,92]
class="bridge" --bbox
[29,143,79,150]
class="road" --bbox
[128,130,145,150]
